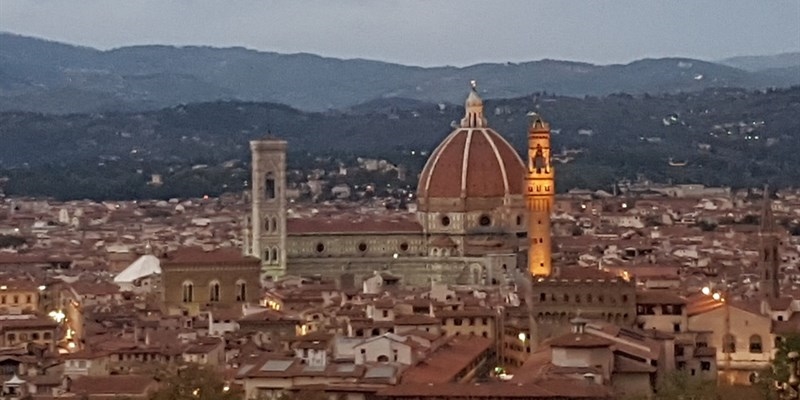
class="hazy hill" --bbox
[720,52,800,71]
[1,87,798,200]
[2,33,799,114]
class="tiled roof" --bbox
[636,290,687,305]
[287,214,422,234]
[70,375,157,396]
[417,127,525,205]
[401,336,492,384]
[548,333,614,349]
[161,247,260,265]
[377,380,612,398]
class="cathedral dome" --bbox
[417,83,525,212]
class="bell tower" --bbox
[525,113,554,277]
[759,186,780,299]
[250,136,288,278]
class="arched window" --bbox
[270,217,277,232]
[271,247,279,264]
[236,280,247,302]
[722,334,736,353]
[7,333,15,343]
[209,281,220,302]
[749,335,763,353]
[182,281,194,303]
[377,355,389,363]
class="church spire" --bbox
[460,80,487,128]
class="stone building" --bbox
[160,247,261,316]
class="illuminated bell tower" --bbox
[525,114,554,277]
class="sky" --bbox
[1,0,798,67]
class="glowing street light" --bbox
[712,292,722,301]
[701,287,711,296]
[48,310,66,323]
[518,332,527,342]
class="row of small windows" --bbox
[315,242,410,253]
[439,214,525,227]
[538,292,629,304]
[182,280,247,303]
[0,295,33,305]
[722,334,763,354]
[7,332,52,342]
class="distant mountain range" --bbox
[1,33,799,114]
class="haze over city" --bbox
[1,0,799,66]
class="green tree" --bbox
[755,334,800,399]
[148,364,241,400]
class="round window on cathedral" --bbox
[479,215,491,226]
[441,216,451,227]
[399,242,409,252]
[315,243,325,253]
[358,242,368,252]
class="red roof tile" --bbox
[162,247,260,266]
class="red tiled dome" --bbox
[417,127,525,202]
[417,84,525,211]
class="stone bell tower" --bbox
[759,186,780,299]
[250,136,288,278]
[525,113,554,277]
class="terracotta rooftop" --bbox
[162,247,260,266]
[417,127,525,206]
[287,214,422,234]
[377,380,612,398]
[70,375,157,396]
[548,333,614,349]
[635,290,687,305]
[401,335,492,384]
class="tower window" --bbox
[441,216,451,227]
[265,176,276,199]
[479,215,491,226]
[399,242,409,252]
[516,215,522,225]
[315,243,325,253]
[358,242,368,252]
[271,248,279,263]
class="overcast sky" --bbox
[1,0,798,66]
